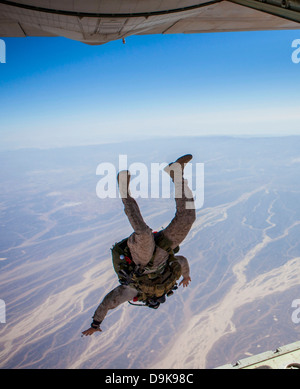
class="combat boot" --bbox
[117,170,131,198]
[164,154,193,181]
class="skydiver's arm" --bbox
[93,285,138,323]
[82,285,138,335]
[174,255,191,287]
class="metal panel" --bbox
[229,0,300,24]
[216,341,300,369]
[158,1,300,34]
[0,0,299,44]
[0,19,25,35]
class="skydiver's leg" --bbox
[162,155,196,249]
[118,171,155,268]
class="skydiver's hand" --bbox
[81,327,102,336]
[179,276,191,287]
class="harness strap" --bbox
[145,231,178,270]
[111,230,181,306]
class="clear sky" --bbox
[0,29,300,150]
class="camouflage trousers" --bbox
[120,174,196,270]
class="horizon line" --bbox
[1,133,300,153]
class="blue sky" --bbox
[0,29,300,150]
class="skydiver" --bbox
[82,154,196,336]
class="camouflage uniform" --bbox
[92,160,196,326]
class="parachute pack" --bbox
[111,231,181,309]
